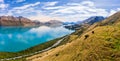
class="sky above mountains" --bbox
[0,0,120,22]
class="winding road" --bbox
[0,36,67,61]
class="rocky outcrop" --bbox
[0,16,36,26]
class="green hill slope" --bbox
[27,11,120,61]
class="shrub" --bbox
[84,34,89,40]
[92,31,94,34]
[55,53,59,56]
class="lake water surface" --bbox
[0,26,74,52]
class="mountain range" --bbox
[82,16,105,24]
[0,15,106,28]
[64,16,105,30]
[0,16,36,26]
[0,16,63,27]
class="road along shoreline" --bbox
[0,36,67,61]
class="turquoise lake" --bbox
[0,26,74,52]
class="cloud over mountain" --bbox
[0,0,120,22]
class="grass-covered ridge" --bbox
[27,12,120,61]
[0,34,76,61]
[27,22,120,61]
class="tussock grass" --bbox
[29,22,120,61]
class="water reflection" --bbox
[0,26,35,34]
[0,26,74,52]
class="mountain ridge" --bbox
[64,16,105,30]
[0,16,35,26]
[0,16,63,27]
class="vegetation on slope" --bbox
[27,12,120,61]
[28,22,120,61]
[0,37,62,60]
[0,34,76,61]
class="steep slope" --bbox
[86,11,120,32]
[100,11,120,25]
[27,11,120,61]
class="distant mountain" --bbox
[63,22,77,25]
[64,16,105,30]
[33,20,44,26]
[82,16,105,25]
[76,21,82,24]
[87,11,120,31]
[44,20,63,27]
[0,16,63,27]
[0,16,36,26]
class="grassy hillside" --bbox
[27,12,120,61]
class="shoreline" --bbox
[0,35,68,61]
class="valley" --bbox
[0,11,120,61]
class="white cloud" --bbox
[0,0,4,3]
[81,1,94,7]
[43,6,64,10]
[29,14,64,22]
[13,2,40,10]
[1,1,119,22]
[43,1,58,6]
[41,1,109,22]
[25,1,111,22]
[13,8,35,14]
[1,1,109,22]
[0,0,9,10]
[0,3,9,9]
[96,3,120,7]
[5,2,41,16]
[16,0,25,3]
[109,8,120,16]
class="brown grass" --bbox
[27,12,120,61]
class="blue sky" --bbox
[0,0,120,22]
